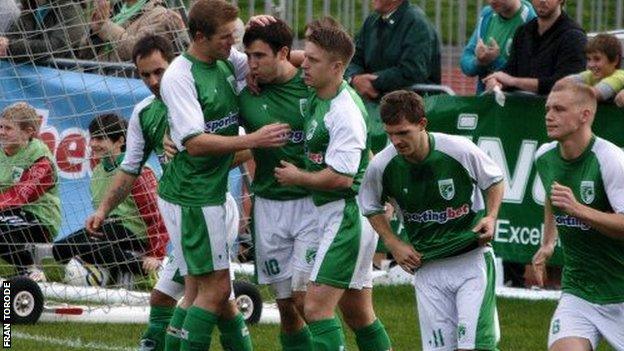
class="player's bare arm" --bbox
[184,122,291,156]
[85,171,137,233]
[368,213,422,274]
[472,180,505,246]
[551,181,624,240]
[274,160,353,190]
[532,198,558,287]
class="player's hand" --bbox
[473,215,496,246]
[550,182,582,217]
[250,123,290,148]
[274,160,300,186]
[85,210,106,235]
[531,244,554,287]
[246,73,261,95]
[386,238,422,274]
[615,90,624,108]
[247,15,276,28]
[142,256,162,273]
[163,133,178,160]
[351,74,379,100]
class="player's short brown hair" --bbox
[305,16,342,38]
[379,90,426,125]
[1,102,42,134]
[585,33,623,67]
[306,26,354,65]
[188,0,239,40]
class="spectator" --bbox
[461,0,536,93]
[484,0,586,95]
[80,0,187,62]
[52,114,168,288]
[0,0,86,62]
[0,0,20,34]
[568,33,624,102]
[346,0,440,154]
[0,102,61,282]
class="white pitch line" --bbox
[13,331,134,351]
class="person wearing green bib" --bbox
[533,80,624,351]
[0,102,60,282]
[52,114,168,288]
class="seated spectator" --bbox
[0,102,61,282]
[53,114,167,287]
[461,0,536,93]
[345,0,441,154]
[0,0,86,62]
[0,0,20,34]
[80,0,188,62]
[483,0,586,95]
[568,33,624,102]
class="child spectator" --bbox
[569,33,624,102]
[0,102,61,282]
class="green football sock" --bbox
[354,319,392,351]
[280,325,313,351]
[140,306,175,351]
[164,307,187,351]
[180,306,218,351]
[308,318,345,351]
[218,312,253,351]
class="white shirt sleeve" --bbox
[324,98,366,175]
[466,140,504,190]
[120,100,150,175]
[359,147,395,216]
[160,62,205,151]
[437,134,503,190]
[228,48,249,93]
[595,140,624,214]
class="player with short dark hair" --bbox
[240,18,318,350]
[361,90,505,351]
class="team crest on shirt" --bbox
[226,75,238,95]
[299,98,308,117]
[580,181,595,204]
[306,120,318,141]
[11,167,24,183]
[438,179,455,200]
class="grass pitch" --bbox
[12,285,615,351]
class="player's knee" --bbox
[150,289,177,307]
[270,279,293,300]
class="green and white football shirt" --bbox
[239,70,310,200]
[158,52,241,206]
[305,81,368,206]
[360,133,504,261]
[535,136,624,304]
[120,95,169,175]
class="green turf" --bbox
[10,285,616,351]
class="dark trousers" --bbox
[52,220,147,275]
[0,208,50,271]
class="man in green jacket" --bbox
[345,0,440,154]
